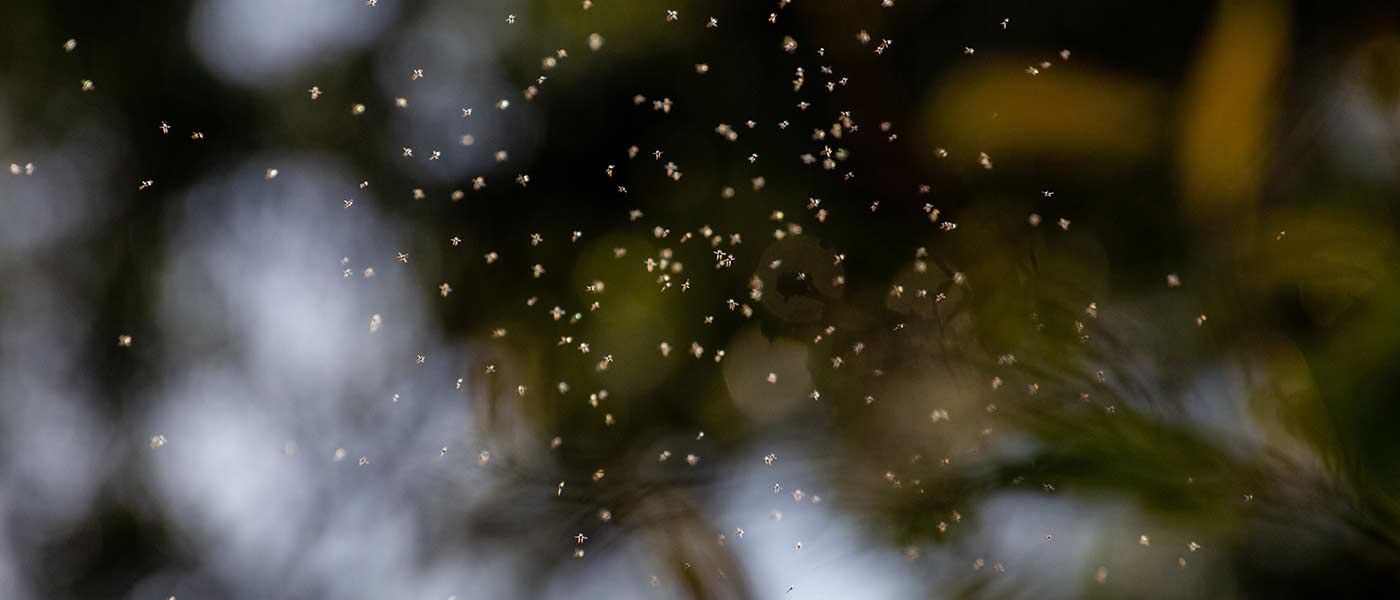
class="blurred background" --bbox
[4,0,1400,598]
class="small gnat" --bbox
[149,435,166,449]
[117,334,133,347]
[63,38,77,52]
[369,313,383,332]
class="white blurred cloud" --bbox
[142,155,498,598]
[189,0,395,89]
